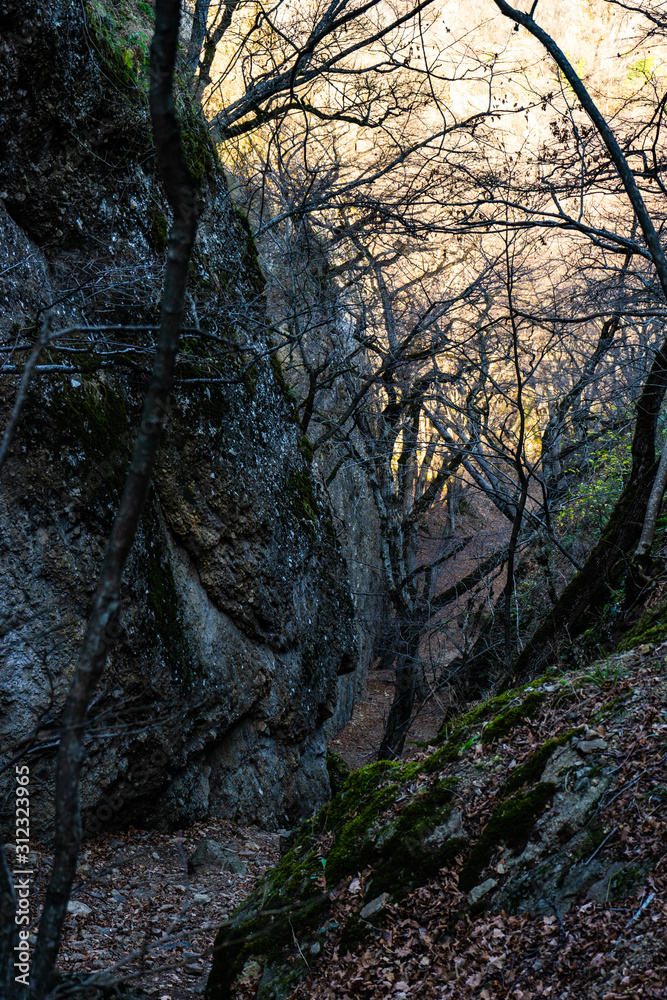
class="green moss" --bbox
[339,914,373,954]
[434,690,515,747]
[23,375,132,518]
[86,0,151,92]
[499,729,581,797]
[285,469,320,535]
[365,784,464,902]
[430,685,547,765]
[205,763,462,999]
[571,824,607,864]
[481,690,546,743]
[242,362,258,398]
[608,864,649,901]
[459,782,557,893]
[616,596,667,651]
[53,377,130,457]
[326,751,351,797]
[233,207,265,296]
[591,695,628,723]
[268,351,299,418]
[256,962,305,1000]
[179,100,218,186]
[298,435,314,463]
[148,207,169,254]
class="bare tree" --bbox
[488,0,667,677]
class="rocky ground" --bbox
[214,645,667,1000]
[23,644,667,1000]
[19,821,280,1000]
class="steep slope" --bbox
[206,644,667,1000]
[0,0,356,836]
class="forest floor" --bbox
[36,649,667,1000]
[329,668,445,770]
[287,647,667,1000]
[34,668,426,998]
[28,819,280,1000]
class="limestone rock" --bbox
[468,878,498,904]
[188,840,246,875]
[0,0,358,839]
[577,737,608,754]
[360,893,391,920]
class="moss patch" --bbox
[285,469,320,535]
[608,863,651,902]
[148,206,168,253]
[499,729,582,797]
[298,434,314,463]
[86,0,152,92]
[459,782,557,893]
[481,689,546,743]
[179,98,218,186]
[616,595,667,652]
[205,762,463,1000]
[233,207,266,296]
[326,750,351,798]
[18,374,133,522]
[268,350,299,418]
[429,685,548,767]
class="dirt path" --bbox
[26,820,280,999]
[38,671,445,995]
[329,668,446,770]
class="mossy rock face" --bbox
[207,724,565,1000]
[458,782,557,893]
[499,728,583,797]
[616,595,667,651]
[206,668,640,999]
[326,750,351,797]
[205,761,462,1000]
[428,682,551,768]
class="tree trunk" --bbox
[378,627,421,760]
[192,1,239,100]
[626,429,667,591]
[186,0,211,75]
[511,465,656,680]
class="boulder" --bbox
[188,840,246,875]
[0,0,357,838]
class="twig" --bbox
[600,771,646,812]
[289,919,311,971]
[584,826,618,866]
[610,891,655,954]
[0,316,51,475]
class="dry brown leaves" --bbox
[30,818,279,999]
[288,651,667,1000]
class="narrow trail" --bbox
[330,669,445,770]
[39,674,430,997]
[29,820,280,1000]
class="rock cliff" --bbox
[0,0,357,837]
